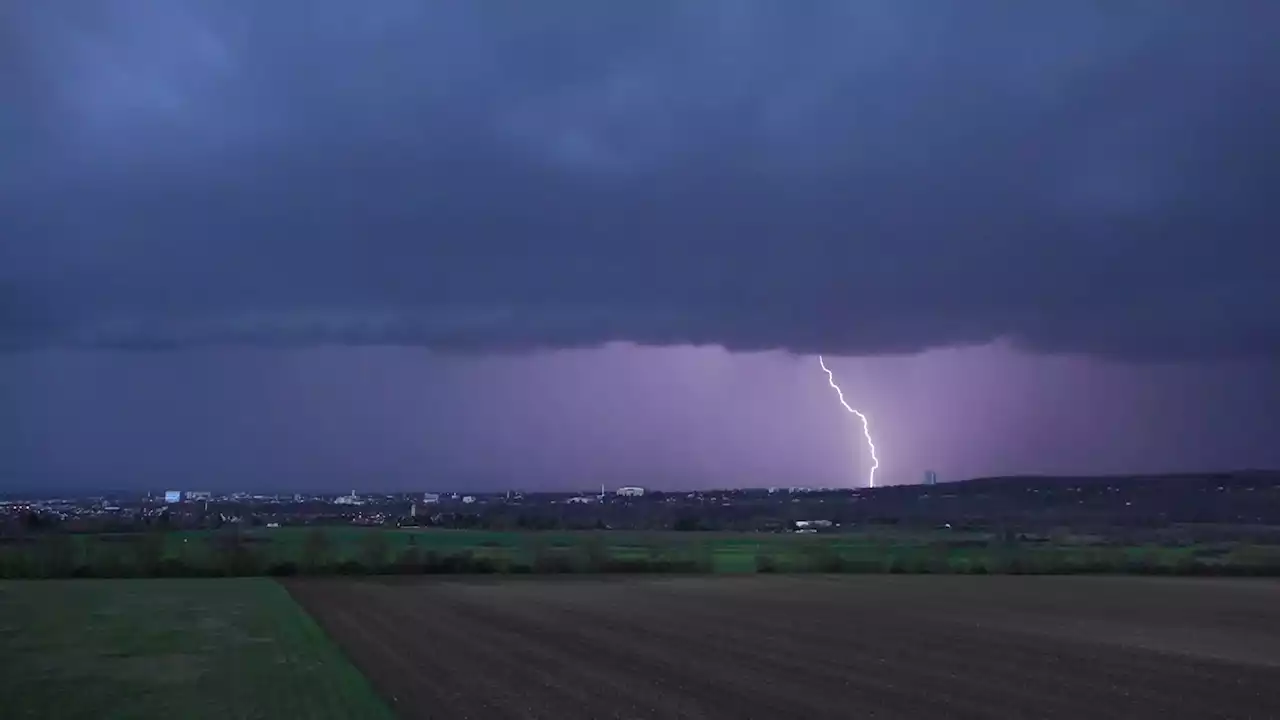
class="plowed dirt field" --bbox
[285,575,1280,719]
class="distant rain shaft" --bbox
[818,355,880,488]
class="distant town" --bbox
[4,471,1280,536]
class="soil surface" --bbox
[284,575,1280,720]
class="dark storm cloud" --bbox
[4,1,1280,359]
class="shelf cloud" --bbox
[4,1,1279,360]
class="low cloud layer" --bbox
[4,2,1279,359]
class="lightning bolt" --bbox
[818,355,879,488]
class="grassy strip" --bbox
[0,578,393,720]
[4,529,1280,577]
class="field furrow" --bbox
[285,576,1280,720]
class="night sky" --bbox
[4,2,1280,492]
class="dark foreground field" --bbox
[286,575,1280,720]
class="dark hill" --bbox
[860,471,1280,527]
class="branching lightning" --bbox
[818,355,879,488]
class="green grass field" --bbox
[5,526,1280,577]
[0,578,393,720]
[163,526,996,572]
[158,526,1280,574]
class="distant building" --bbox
[421,492,441,504]
[334,490,364,506]
[163,490,182,504]
[186,491,211,501]
[615,486,645,497]
[923,471,938,486]
[461,495,477,504]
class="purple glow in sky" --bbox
[5,342,1280,492]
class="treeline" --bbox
[2,529,1280,579]
[0,529,716,579]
